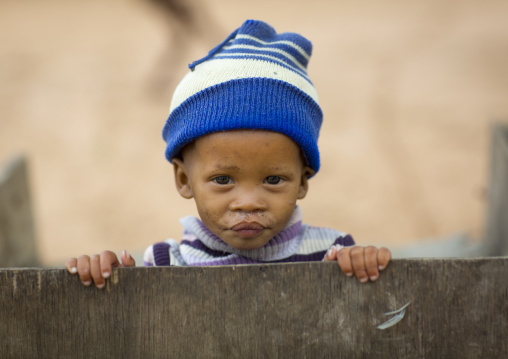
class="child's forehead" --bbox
[194,130,299,150]
[182,130,305,163]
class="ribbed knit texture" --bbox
[162,19,323,173]
[144,207,354,266]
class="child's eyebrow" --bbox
[269,166,292,172]
[213,164,241,171]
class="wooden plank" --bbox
[0,156,39,267]
[485,124,508,256]
[1,259,507,358]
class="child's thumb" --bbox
[120,250,136,267]
[323,246,337,261]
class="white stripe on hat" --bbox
[220,44,308,72]
[170,57,319,112]
[213,53,309,80]
[235,34,310,60]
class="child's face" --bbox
[172,130,314,250]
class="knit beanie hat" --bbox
[162,19,323,173]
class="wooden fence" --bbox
[1,258,507,358]
[0,156,38,267]
[1,127,507,357]
[485,123,508,256]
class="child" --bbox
[66,19,391,289]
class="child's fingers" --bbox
[65,258,78,274]
[337,247,354,277]
[323,246,338,261]
[377,247,392,270]
[99,250,121,280]
[337,246,392,283]
[350,247,369,283]
[76,255,93,286]
[120,250,136,267]
[71,251,127,289]
[90,254,107,289]
[364,246,380,281]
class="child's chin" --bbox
[228,237,270,251]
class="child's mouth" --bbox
[230,222,265,239]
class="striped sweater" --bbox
[143,207,354,266]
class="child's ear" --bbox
[172,158,194,199]
[297,166,315,199]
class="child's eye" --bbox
[213,176,234,185]
[264,176,283,185]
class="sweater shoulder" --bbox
[295,225,353,254]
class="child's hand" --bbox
[65,250,135,289]
[324,245,391,283]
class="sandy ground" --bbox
[1,0,508,266]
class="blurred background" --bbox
[1,0,508,266]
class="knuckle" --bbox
[337,247,350,255]
[380,247,392,257]
[100,250,111,256]
[365,246,377,256]
[351,246,362,253]
[350,247,364,259]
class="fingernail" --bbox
[96,283,105,289]
[70,267,77,274]
[83,281,92,286]
[378,265,384,270]
[103,271,110,278]
[370,275,378,281]
[360,277,368,283]
[345,272,353,277]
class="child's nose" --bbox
[229,188,267,213]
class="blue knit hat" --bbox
[162,19,323,173]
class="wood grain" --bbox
[1,259,507,358]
